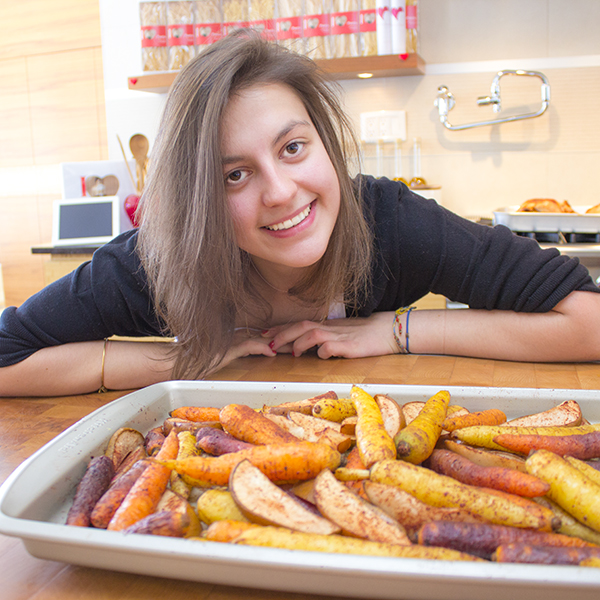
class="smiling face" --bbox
[221,83,341,283]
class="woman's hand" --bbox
[215,328,278,370]
[262,311,398,359]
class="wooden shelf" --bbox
[127,53,425,93]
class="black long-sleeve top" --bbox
[1,177,597,367]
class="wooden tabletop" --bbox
[1,354,599,600]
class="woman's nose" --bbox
[261,164,297,207]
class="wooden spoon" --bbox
[129,134,150,193]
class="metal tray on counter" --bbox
[493,206,600,233]
[1,381,600,600]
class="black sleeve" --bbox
[0,230,165,367]
[357,176,600,316]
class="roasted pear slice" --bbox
[375,394,405,438]
[104,427,145,470]
[229,459,340,535]
[502,400,582,428]
[313,469,411,545]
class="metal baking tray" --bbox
[1,381,600,600]
[493,206,600,233]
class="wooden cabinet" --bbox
[128,53,425,93]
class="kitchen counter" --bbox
[1,353,599,599]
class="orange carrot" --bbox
[170,406,221,422]
[107,430,179,531]
[159,441,341,487]
[344,446,369,500]
[427,449,550,497]
[493,430,600,460]
[442,409,506,432]
[219,404,299,445]
[418,521,596,561]
[90,459,150,528]
[204,520,261,542]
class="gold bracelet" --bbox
[98,338,109,393]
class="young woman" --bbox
[1,31,599,397]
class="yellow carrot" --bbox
[394,390,450,464]
[351,385,396,468]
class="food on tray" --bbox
[586,203,600,214]
[517,198,576,213]
[64,387,600,569]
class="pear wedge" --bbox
[313,469,411,545]
[104,427,145,471]
[502,400,582,428]
[375,394,405,438]
[229,459,340,535]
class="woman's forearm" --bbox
[409,290,600,362]
[0,340,176,397]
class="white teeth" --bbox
[265,204,311,231]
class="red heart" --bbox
[129,78,138,85]
[399,53,409,60]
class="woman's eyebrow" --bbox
[221,119,311,166]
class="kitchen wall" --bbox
[1,0,599,307]
[0,0,107,306]
[99,0,600,220]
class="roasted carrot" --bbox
[442,408,506,432]
[351,385,396,468]
[494,430,600,460]
[493,543,600,565]
[453,423,599,451]
[418,521,596,561]
[394,390,450,464]
[204,519,262,542]
[66,456,114,527]
[170,431,198,498]
[144,426,165,456]
[196,427,255,455]
[90,459,150,528]
[219,404,299,445]
[159,441,341,487]
[427,449,550,497]
[170,406,221,422]
[107,430,179,531]
[122,510,190,537]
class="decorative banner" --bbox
[276,16,303,40]
[195,22,222,46]
[141,25,167,48]
[167,24,194,46]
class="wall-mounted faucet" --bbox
[434,70,551,131]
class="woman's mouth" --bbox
[264,203,312,231]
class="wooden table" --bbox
[1,354,599,600]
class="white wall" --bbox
[99,0,600,218]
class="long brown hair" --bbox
[137,30,373,379]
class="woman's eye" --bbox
[284,141,303,156]
[226,169,245,184]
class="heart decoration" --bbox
[85,175,120,197]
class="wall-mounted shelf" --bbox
[127,53,425,93]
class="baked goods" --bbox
[517,198,575,213]
[586,203,600,214]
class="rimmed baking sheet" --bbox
[493,206,600,233]
[1,381,600,600]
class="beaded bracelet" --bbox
[392,306,416,355]
[405,307,416,354]
[98,338,109,393]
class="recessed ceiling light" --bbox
[357,72,373,79]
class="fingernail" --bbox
[291,350,296,357]
[269,340,275,350]
[262,329,269,335]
